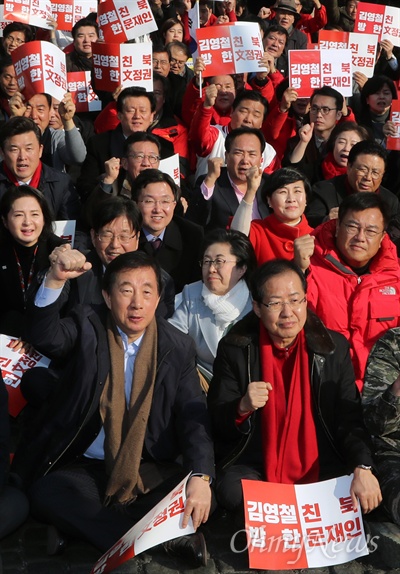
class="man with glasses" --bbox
[166,41,194,85]
[1,22,33,56]
[208,258,381,521]
[294,192,400,391]
[132,169,203,293]
[306,141,400,233]
[284,86,355,183]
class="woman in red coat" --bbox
[231,167,312,265]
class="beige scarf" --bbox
[101,314,158,505]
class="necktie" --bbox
[152,238,162,251]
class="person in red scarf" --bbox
[208,258,382,519]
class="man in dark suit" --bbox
[13,251,214,564]
[77,87,174,203]
[188,127,271,231]
[132,170,203,293]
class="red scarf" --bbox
[321,152,347,180]
[260,326,319,484]
[3,161,42,189]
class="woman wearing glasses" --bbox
[169,229,256,389]
[231,167,312,265]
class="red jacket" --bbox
[307,219,400,391]
[263,103,299,161]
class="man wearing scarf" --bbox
[0,117,81,220]
[12,250,214,564]
[208,259,381,520]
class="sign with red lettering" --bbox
[159,153,180,186]
[98,0,157,43]
[243,475,368,570]
[54,220,76,246]
[51,0,97,31]
[11,41,67,102]
[355,3,400,47]
[0,335,50,417]
[289,49,352,98]
[3,0,52,29]
[319,31,377,78]
[387,100,400,151]
[91,474,194,574]
[67,71,101,113]
[92,42,153,92]
[197,22,266,78]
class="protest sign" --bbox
[387,100,400,152]
[91,474,194,574]
[51,0,97,31]
[0,335,50,417]
[0,6,8,37]
[93,42,152,92]
[289,49,352,97]
[11,41,67,102]
[197,22,266,77]
[3,0,52,29]
[98,0,157,43]
[67,71,101,113]
[319,30,377,78]
[159,154,180,186]
[54,220,76,246]
[243,475,368,570]
[355,3,400,47]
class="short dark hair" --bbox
[166,41,190,59]
[117,87,156,114]
[3,22,33,42]
[131,169,180,202]
[0,55,13,75]
[0,117,41,149]
[199,0,213,8]
[263,167,311,202]
[103,251,162,295]
[153,72,170,98]
[91,196,142,234]
[28,92,52,108]
[264,24,289,41]
[251,259,307,303]
[347,140,387,168]
[361,74,398,107]
[225,127,266,154]
[338,192,390,229]
[71,17,99,39]
[233,89,269,119]
[311,86,343,111]
[123,132,161,157]
[326,121,370,153]
[200,228,257,287]
[0,185,54,239]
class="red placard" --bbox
[289,50,320,97]
[354,2,385,36]
[196,26,235,77]
[67,71,101,112]
[387,100,400,151]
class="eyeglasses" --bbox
[138,198,176,208]
[310,105,337,116]
[127,152,160,164]
[199,258,237,270]
[153,59,169,67]
[6,35,25,46]
[260,297,307,312]
[342,223,384,239]
[170,57,187,68]
[96,231,137,244]
[353,165,383,180]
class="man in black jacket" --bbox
[208,259,381,518]
[13,251,214,563]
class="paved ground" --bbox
[2,510,400,574]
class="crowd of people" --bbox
[1,0,400,568]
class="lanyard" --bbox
[14,244,38,303]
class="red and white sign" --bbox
[0,6,8,37]
[355,3,400,47]
[387,100,400,151]
[91,474,195,574]
[11,41,67,102]
[1,335,50,417]
[54,220,76,246]
[289,49,352,98]
[159,153,180,186]
[67,71,101,113]
[51,0,97,31]
[3,0,52,29]
[98,0,157,43]
[319,31,377,78]
[196,22,266,78]
[93,42,152,92]
[243,475,368,570]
